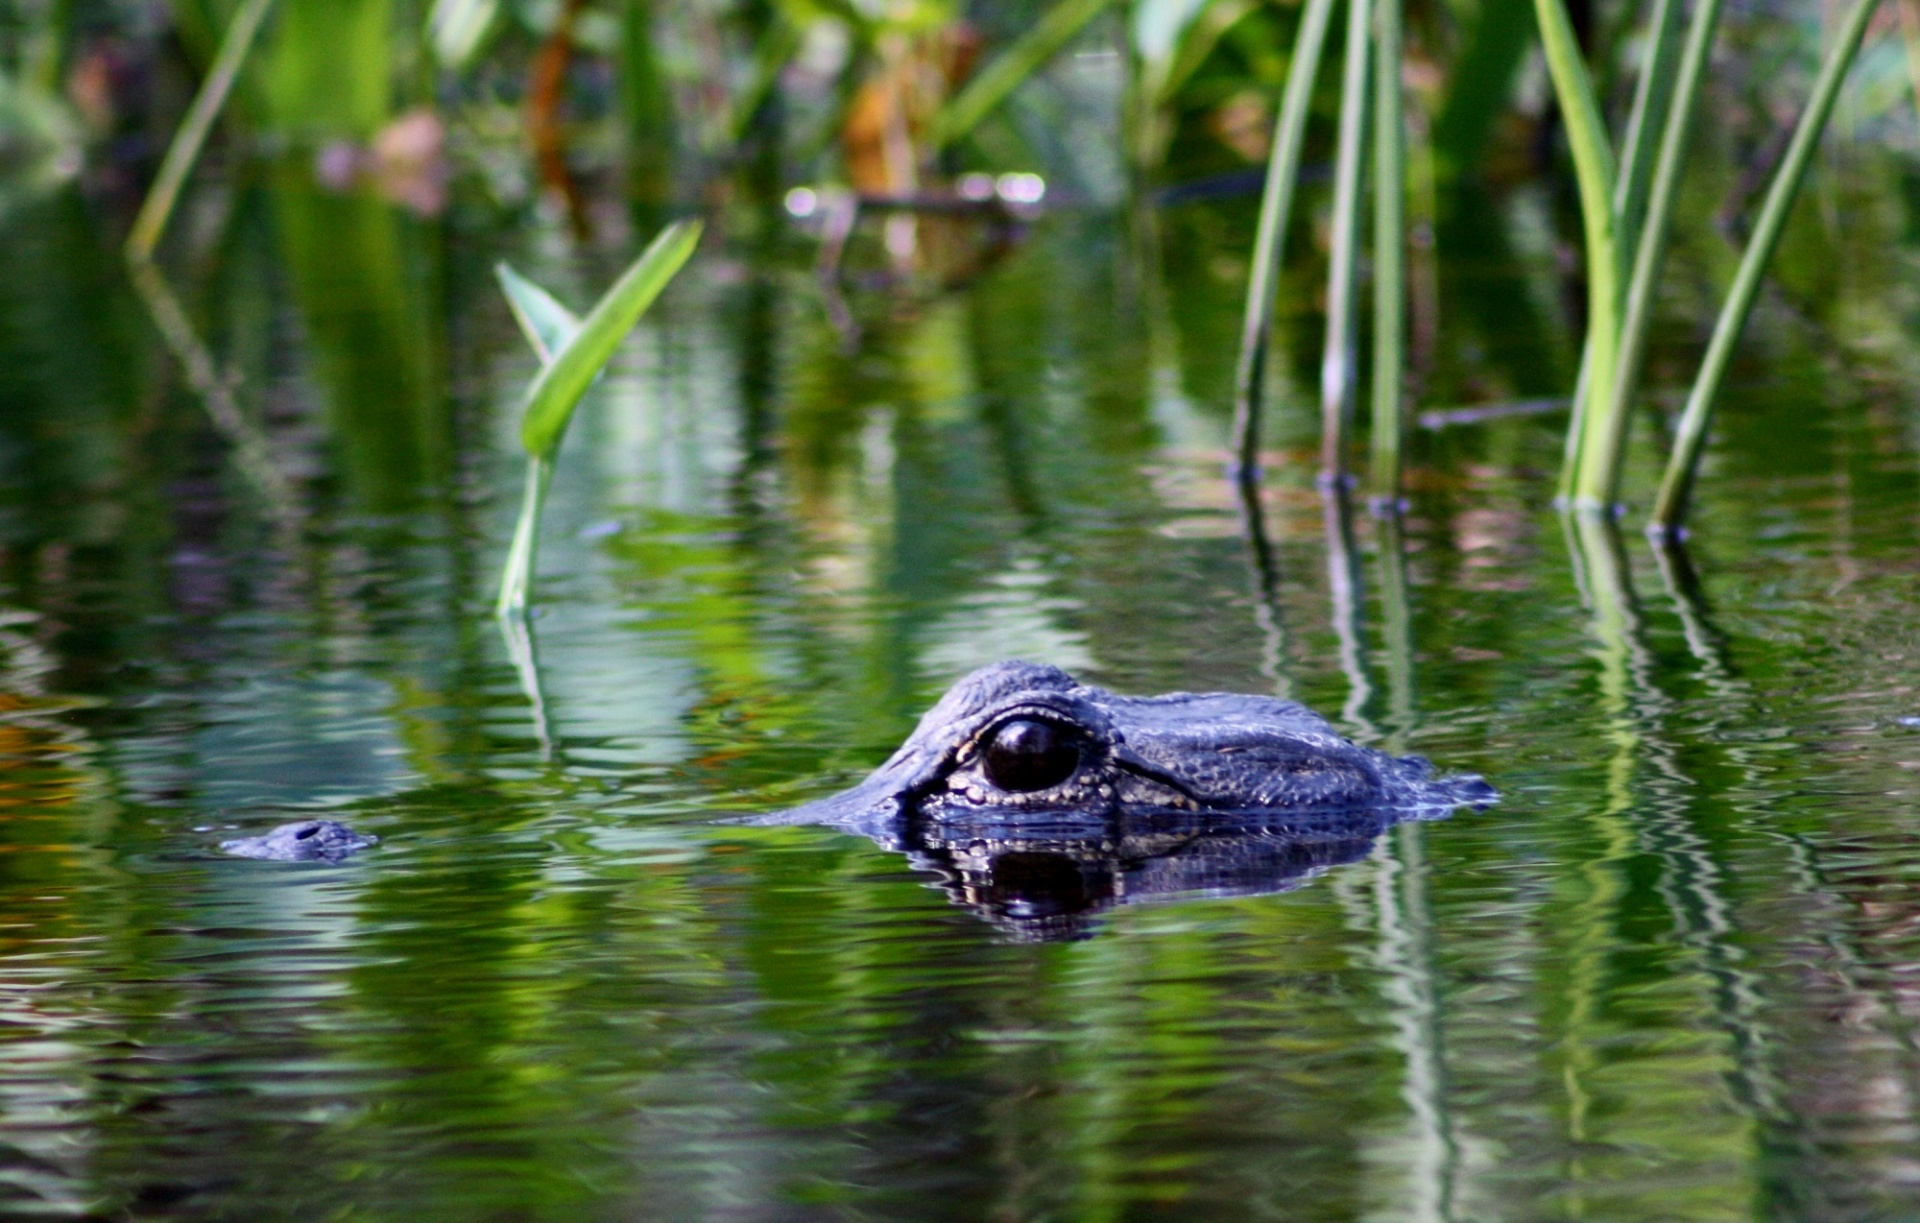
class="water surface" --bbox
[2,176,1919,1220]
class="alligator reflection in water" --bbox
[905,809,1425,940]
[762,661,1495,939]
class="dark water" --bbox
[2,171,1920,1220]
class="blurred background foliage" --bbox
[7,0,1919,230]
[6,0,1920,542]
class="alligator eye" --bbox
[982,719,1081,792]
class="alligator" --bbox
[221,819,379,863]
[760,660,1494,938]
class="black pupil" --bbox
[982,719,1080,793]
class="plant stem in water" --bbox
[1321,0,1375,482]
[1369,0,1406,503]
[1582,0,1725,510]
[1611,0,1688,254]
[1561,0,1686,504]
[126,0,276,264]
[497,455,554,619]
[1231,0,1339,477]
[1532,0,1620,510]
[1650,0,1882,535]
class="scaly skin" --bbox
[221,819,378,863]
[761,661,1496,939]
[764,660,1494,843]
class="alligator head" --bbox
[761,661,1494,938]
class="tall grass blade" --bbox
[427,0,501,68]
[1612,0,1688,253]
[1649,0,1881,536]
[1369,0,1407,504]
[518,219,701,459]
[1532,0,1622,510]
[126,0,276,264]
[1230,0,1338,476]
[620,0,675,210]
[497,220,702,618]
[725,16,801,147]
[1320,0,1374,481]
[1555,0,1686,504]
[930,0,1116,151]
[496,263,582,363]
[1580,0,1725,510]
[261,0,395,138]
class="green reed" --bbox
[1320,0,1375,481]
[1231,0,1338,478]
[1552,0,1686,504]
[1529,0,1621,513]
[126,0,277,264]
[1650,0,1883,536]
[495,220,702,619]
[1572,0,1724,510]
[1369,0,1407,504]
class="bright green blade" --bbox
[517,219,702,459]
[428,0,502,69]
[495,263,581,366]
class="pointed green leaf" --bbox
[428,0,502,70]
[495,262,581,365]
[517,219,702,459]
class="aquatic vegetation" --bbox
[1318,0,1374,483]
[494,219,702,619]
[125,0,277,265]
[1531,0,1622,512]
[1651,0,1885,536]
[1230,0,1336,477]
[1368,0,1406,504]
[1571,0,1723,509]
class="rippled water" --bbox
[3,175,1920,1219]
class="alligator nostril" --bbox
[982,719,1081,792]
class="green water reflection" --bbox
[1,166,1919,1220]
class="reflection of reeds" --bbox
[1326,508,1461,1219]
[1564,518,1791,1150]
[1235,478,1293,701]
[122,0,298,532]
[1322,483,1376,735]
[126,261,300,531]
[1370,823,1460,1222]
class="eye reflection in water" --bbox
[901,814,1408,941]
